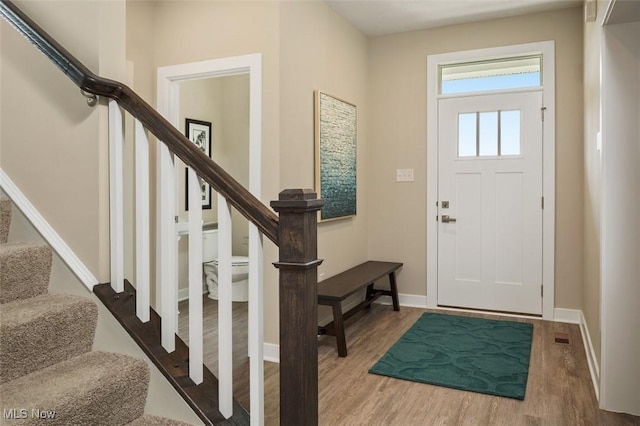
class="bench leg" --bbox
[365,283,375,309]
[389,272,400,311]
[331,302,348,357]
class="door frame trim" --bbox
[426,41,555,320]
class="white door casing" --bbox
[437,91,543,315]
[426,41,555,320]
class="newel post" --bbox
[271,189,324,426]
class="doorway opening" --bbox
[427,41,556,320]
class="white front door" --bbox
[437,91,543,315]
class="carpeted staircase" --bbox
[0,196,193,425]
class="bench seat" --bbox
[317,261,402,357]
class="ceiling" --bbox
[605,0,640,25]
[324,0,583,37]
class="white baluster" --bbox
[249,223,264,426]
[188,168,203,384]
[135,120,150,322]
[108,100,124,293]
[158,143,176,352]
[218,195,233,418]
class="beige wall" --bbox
[279,1,370,324]
[0,1,124,282]
[367,7,584,308]
[583,0,607,367]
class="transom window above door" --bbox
[440,55,541,95]
[458,110,521,158]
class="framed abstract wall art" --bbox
[314,91,357,221]
[185,118,212,210]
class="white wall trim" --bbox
[376,294,429,309]
[580,310,601,401]
[554,308,600,401]
[426,41,556,320]
[263,343,279,364]
[177,286,208,302]
[553,308,582,324]
[0,169,99,290]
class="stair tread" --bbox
[0,242,52,304]
[1,351,150,425]
[126,415,195,426]
[1,293,98,383]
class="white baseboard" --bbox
[554,308,582,324]
[0,170,98,291]
[554,307,600,402]
[376,293,428,308]
[263,343,279,363]
[580,310,601,401]
[177,286,208,302]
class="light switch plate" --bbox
[396,168,414,182]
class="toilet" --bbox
[202,227,249,302]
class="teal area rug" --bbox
[369,313,533,399]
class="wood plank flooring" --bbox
[178,297,640,425]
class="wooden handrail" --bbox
[0,0,279,245]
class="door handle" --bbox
[441,215,457,223]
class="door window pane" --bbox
[458,113,477,157]
[500,110,521,155]
[479,112,498,156]
[441,56,541,95]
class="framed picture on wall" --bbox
[185,118,212,210]
[314,91,357,221]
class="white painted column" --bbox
[108,100,124,293]
[135,120,150,322]
[248,54,264,425]
[188,168,203,384]
[158,143,176,352]
[249,224,264,426]
[218,194,233,418]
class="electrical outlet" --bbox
[396,168,414,182]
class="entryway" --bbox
[426,41,556,319]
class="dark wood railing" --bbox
[0,1,321,424]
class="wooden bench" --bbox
[317,261,402,357]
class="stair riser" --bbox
[0,244,52,304]
[0,198,10,244]
[1,297,97,383]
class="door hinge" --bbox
[541,196,544,209]
[541,285,544,297]
[541,106,547,121]
[436,215,439,222]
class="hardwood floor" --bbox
[179,297,640,425]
